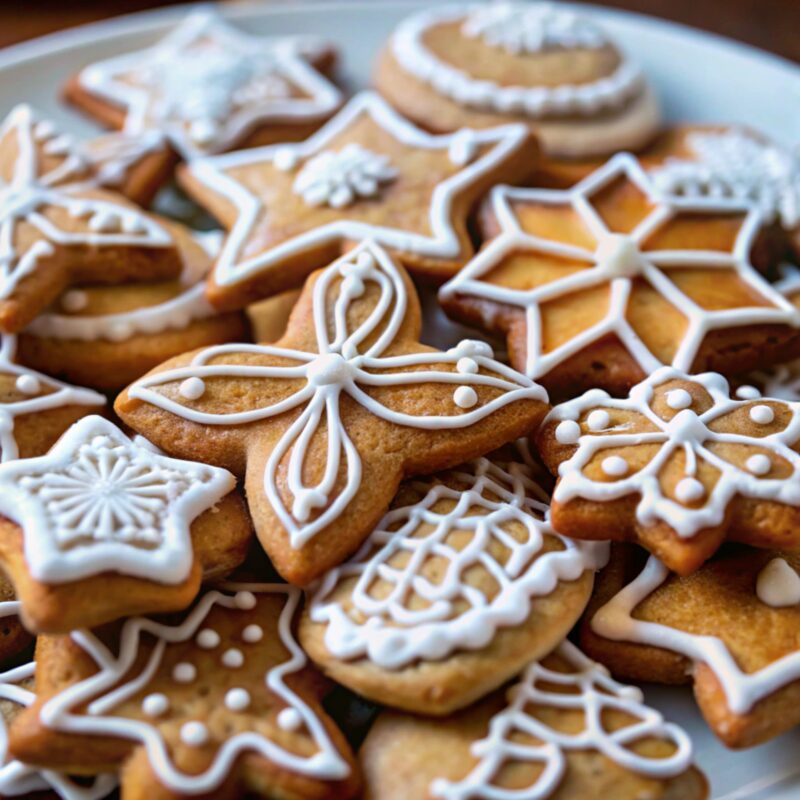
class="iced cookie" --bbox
[440,153,800,399]
[0,596,32,671]
[300,444,607,714]
[537,367,800,575]
[247,289,302,344]
[361,640,706,800]
[0,416,252,633]
[0,105,183,333]
[375,3,660,160]
[64,9,343,161]
[9,584,360,799]
[18,228,249,392]
[583,545,800,747]
[115,241,548,585]
[178,91,538,310]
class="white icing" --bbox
[308,448,607,669]
[746,453,772,475]
[586,409,610,431]
[242,624,263,643]
[222,648,244,669]
[234,590,257,610]
[180,721,209,747]
[14,374,39,395]
[172,662,197,684]
[447,130,479,166]
[142,693,170,717]
[180,377,206,401]
[60,290,88,312]
[130,241,546,549]
[276,707,303,732]
[79,129,166,189]
[555,419,581,444]
[225,688,250,712]
[440,153,800,381]
[0,415,234,585]
[750,404,775,424]
[756,558,800,607]
[430,640,693,798]
[674,477,705,504]
[736,385,761,400]
[197,629,221,649]
[665,389,692,410]
[601,455,628,477]
[392,5,643,120]
[453,385,478,408]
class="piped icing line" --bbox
[79,129,167,189]
[75,8,342,159]
[0,415,235,585]
[430,639,693,799]
[390,4,644,119]
[545,367,800,539]
[440,153,800,380]
[308,447,607,669]
[0,334,104,462]
[591,555,800,715]
[39,584,351,793]
[129,240,546,549]
[185,91,532,288]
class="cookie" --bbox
[375,3,661,160]
[64,8,343,161]
[361,640,706,800]
[439,153,800,399]
[583,545,800,748]
[0,597,33,672]
[0,415,252,633]
[537,366,800,575]
[0,105,184,333]
[115,240,548,585]
[178,91,538,310]
[17,227,249,392]
[300,443,607,714]
[247,288,302,344]
[9,584,360,799]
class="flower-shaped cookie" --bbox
[537,366,800,574]
[440,153,800,398]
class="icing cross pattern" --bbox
[440,153,800,380]
[129,240,545,549]
[430,640,693,799]
[308,446,608,669]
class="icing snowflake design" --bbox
[441,153,800,380]
[548,367,800,538]
[461,1,607,54]
[0,415,235,584]
[291,144,398,209]
[308,446,607,669]
[650,130,800,229]
[430,640,693,799]
[0,105,172,301]
[130,241,545,549]
[39,585,350,794]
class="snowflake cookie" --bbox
[8,585,360,799]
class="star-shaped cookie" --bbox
[115,240,548,585]
[439,153,800,398]
[178,91,538,310]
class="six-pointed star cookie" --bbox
[115,240,548,585]
[9,585,360,799]
[537,366,800,575]
[178,90,538,310]
[64,9,343,161]
[583,545,800,748]
[0,104,182,333]
[0,415,252,633]
[439,153,800,399]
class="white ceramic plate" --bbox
[2,2,800,797]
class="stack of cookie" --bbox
[1,4,799,798]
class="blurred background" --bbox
[1,0,798,63]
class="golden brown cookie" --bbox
[0,590,32,669]
[361,641,707,800]
[115,241,548,585]
[247,289,301,344]
[9,585,360,799]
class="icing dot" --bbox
[179,377,205,401]
[756,558,800,607]
[555,420,581,444]
[242,624,263,643]
[750,404,775,425]
[665,389,692,410]
[15,375,40,395]
[586,409,610,432]
[222,648,244,669]
[746,453,772,475]
[172,662,196,684]
[142,693,169,717]
[453,386,478,409]
[736,385,761,400]
[234,591,257,610]
[225,688,251,712]
[274,147,299,171]
[180,721,209,747]
[60,289,88,312]
[277,707,303,732]
[601,456,628,477]
[456,357,479,374]
[196,629,220,649]
[675,477,705,504]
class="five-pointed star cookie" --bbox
[178,90,538,310]
[439,153,800,399]
[9,584,360,799]
[0,415,252,633]
[115,240,548,585]
[537,366,800,575]
[0,104,182,332]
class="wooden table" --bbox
[0,0,798,63]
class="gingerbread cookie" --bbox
[583,545,800,748]
[9,584,360,799]
[440,153,800,398]
[178,91,538,310]
[0,597,33,673]
[375,3,660,161]
[115,241,548,585]
[18,227,249,392]
[361,640,706,800]
[64,9,343,161]
[537,367,800,575]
